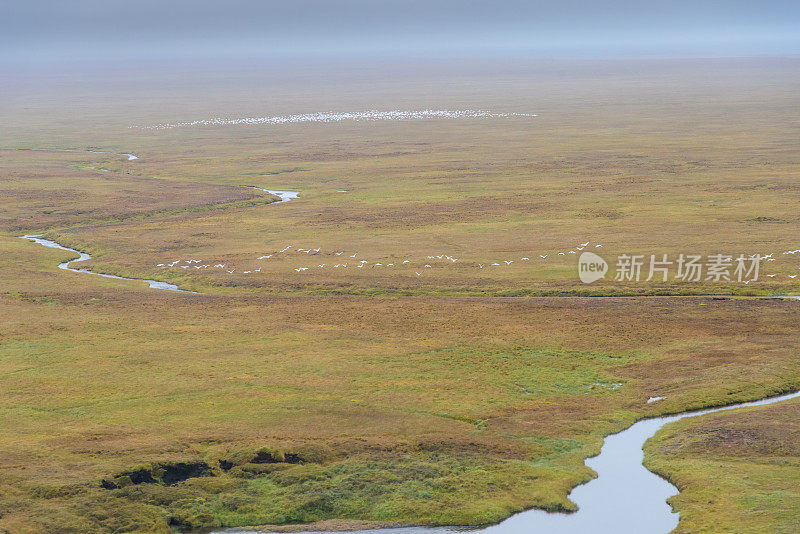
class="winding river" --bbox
[18,178,798,532]
[219,389,800,534]
[19,190,299,292]
[20,234,189,292]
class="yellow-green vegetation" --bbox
[1,57,799,532]
[0,150,267,232]
[645,398,800,533]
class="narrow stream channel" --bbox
[219,389,800,534]
[249,188,300,202]
[19,190,299,293]
[18,180,797,532]
[20,234,189,292]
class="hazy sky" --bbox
[3,0,799,63]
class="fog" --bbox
[3,0,798,65]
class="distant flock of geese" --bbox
[134,109,538,130]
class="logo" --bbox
[579,252,608,284]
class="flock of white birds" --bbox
[134,109,538,130]
[152,243,800,280]
[154,241,602,277]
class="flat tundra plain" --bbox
[1,57,799,533]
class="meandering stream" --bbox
[20,234,189,292]
[219,389,800,534]
[17,179,798,532]
[19,189,299,292]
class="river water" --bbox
[19,189,299,292]
[20,234,188,291]
[218,389,800,534]
[19,185,798,533]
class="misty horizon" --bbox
[3,0,799,65]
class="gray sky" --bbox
[3,0,799,63]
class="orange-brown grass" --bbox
[11,59,797,296]
[645,397,800,533]
[1,57,799,531]
[2,233,800,531]
[0,149,268,232]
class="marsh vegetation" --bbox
[1,58,799,532]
